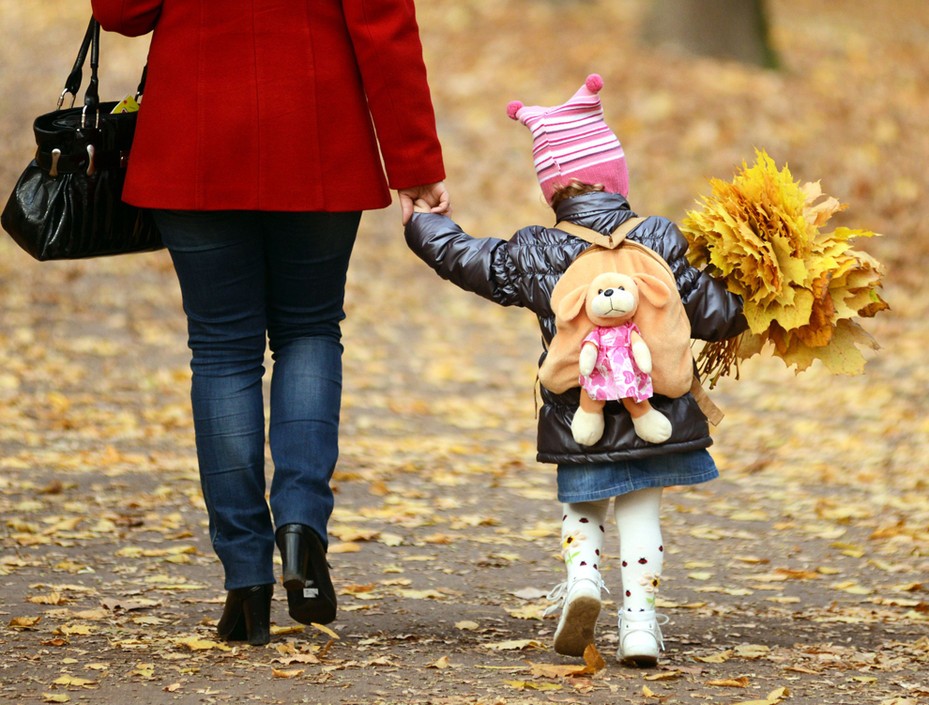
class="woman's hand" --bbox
[398,181,450,224]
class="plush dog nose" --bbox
[603,288,614,297]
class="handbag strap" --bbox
[85,20,101,114]
[57,17,148,120]
[59,18,96,108]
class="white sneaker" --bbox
[616,611,668,668]
[545,576,607,657]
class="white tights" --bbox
[561,487,664,613]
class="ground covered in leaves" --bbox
[1,1,927,704]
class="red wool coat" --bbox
[90,0,446,212]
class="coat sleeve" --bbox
[663,223,747,342]
[405,213,532,307]
[91,0,162,36]
[342,0,445,190]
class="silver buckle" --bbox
[80,104,101,130]
[57,89,76,110]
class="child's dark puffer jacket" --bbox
[405,191,747,465]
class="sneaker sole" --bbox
[618,653,658,668]
[552,595,601,657]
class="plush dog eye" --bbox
[597,289,604,294]
[618,286,625,291]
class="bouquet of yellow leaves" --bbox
[679,149,888,387]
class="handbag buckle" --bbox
[57,88,77,110]
[80,104,101,131]
[49,148,62,177]
[85,144,96,176]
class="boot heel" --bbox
[241,584,273,646]
[276,523,337,625]
[217,583,273,646]
[279,529,309,590]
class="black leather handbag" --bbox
[1,18,161,260]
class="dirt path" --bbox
[2,2,928,704]
[1,211,926,704]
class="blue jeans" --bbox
[153,210,359,589]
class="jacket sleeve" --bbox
[405,213,531,307]
[664,223,748,342]
[342,0,445,190]
[91,0,162,36]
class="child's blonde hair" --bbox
[550,180,605,206]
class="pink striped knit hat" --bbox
[507,74,628,204]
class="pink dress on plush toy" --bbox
[579,322,653,403]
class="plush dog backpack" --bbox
[538,217,696,404]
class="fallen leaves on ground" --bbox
[1,0,928,704]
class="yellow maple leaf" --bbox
[8,615,41,629]
[51,676,96,688]
[695,650,732,663]
[505,680,563,692]
[581,643,606,674]
[732,687,791,705]
[310,622,340,640]
[644,670,683,681]
[174,636,231,652]
[28,592,66,606]
[427,655,452,669]
[734,644,771,659]
[129,663,154,679]
[707,676,751,687]
[526,643,604,679]
[272,668,304,679]
[55,624,94,636]
[483,638,545,651]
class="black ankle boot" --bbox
[276,524,337,625]
[216,584,274,646]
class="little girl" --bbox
[405,75,745,667]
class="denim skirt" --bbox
[556,449,719,503]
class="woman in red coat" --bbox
[91,0,449,645]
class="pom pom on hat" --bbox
[507,73,628,203]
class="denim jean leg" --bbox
[153,209,277,590]
[264,212,359,546]
[268,338,342,543]
[192,371,274,589]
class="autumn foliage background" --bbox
[1,1,927,704]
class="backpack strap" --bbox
[690,376,725,425]
[553,216,647,250]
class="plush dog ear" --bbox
[556,284,590,323]
[633,273,672,308]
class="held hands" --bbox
[398,181,451,225]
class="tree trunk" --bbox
[642,0,779,69]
